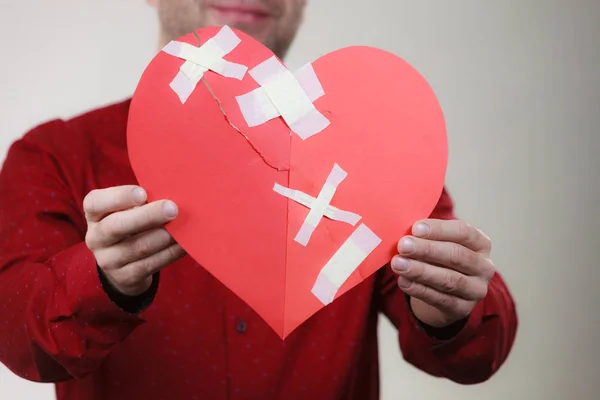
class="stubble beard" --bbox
[157,2,300,60]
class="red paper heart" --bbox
[127,26,447,338]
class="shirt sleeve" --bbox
[0,122,153,382]
[376,187,518,384]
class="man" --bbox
[0,1,518,399]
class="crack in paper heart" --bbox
[201,78,290,172]
[186,31,288,171]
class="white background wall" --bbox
[1,1,599,399]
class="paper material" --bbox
[129,26,449,340]
[235,56,330,139]
[311,224,382,305]
[162,25,247,103]
[273,163,361,246]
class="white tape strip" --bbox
[311,224,382,305]
[295,164,348,245]
[273,164,361,246]
[235,56,330,139]
[161,25,248,103]
[273,183,361,226]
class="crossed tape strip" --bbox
[273,163,381,304]
[273,163,361,246]
[162,25,248,104]
[236,56,330,140]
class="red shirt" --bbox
[0,100,518,400]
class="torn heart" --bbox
[127,26,448,338]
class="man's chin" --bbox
[214,21,269,39]
[209,22,278,54]
[174,22,283,60]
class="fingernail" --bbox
[132,187,147,203]
[391,256,410,272]
[413,222,430,237]
[162,201,178,218]
[400,238,416,254]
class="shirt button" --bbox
[235,319,247,333]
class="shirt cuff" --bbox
[404,293,484,352]
[64,243,148,329]
[97,264,159,315]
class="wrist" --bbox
[97,265,160,315]
[404,294,469,340]
[106,272,153,297]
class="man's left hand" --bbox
[391,219,496,328]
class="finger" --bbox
[83,186,147,222]
[411,219,491,253]
[397,276,472,316]
[95,228,175,271]
[123,243,186,284]
[398,237,495,278]
[93,200,178,247]
[391,256,488,301]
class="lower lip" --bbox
[208,6,271,24]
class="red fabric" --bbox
[0,100,518,400]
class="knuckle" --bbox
[142,207,155,227]
[480,259,496,280]
[456,221,471,242]
[138,206,161,230]
[97,255,116,271]
[120,269,144,289]
[406,262,423,280]
[477,282,489,300]
[442,273,466,294]
[419,240,431,258]
[414,282,430,298]
[95,249,120,271]
[132,255,157,278]
[134,265,151,283]
[465,249,479,269]
[456,301,474,318]
[482,236,493,253]
[398,276,413,291]
[133,237,153,259]
[436,293,459,310]
[476,227,492,249]
[166,245,179,261]
[159,246,178,268]
[84,230,97,250]
[449,244,464,267]
[85,226,106,251]
[429,241,448,262]
[95,220,111,240]
[103,216,126,239]
[94,254,108,270]
[82,189,98,213]
[473,254,496,281]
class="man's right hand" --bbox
[83,185,185,296]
